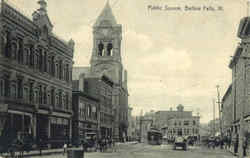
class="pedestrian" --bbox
[112,138,117,152]
[234,133,239,155]
[63,142,68,155]
[243,135,248,157]
[38,138,42,156]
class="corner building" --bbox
[0,0,74,148]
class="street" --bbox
[30,143,236,158]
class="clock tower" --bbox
[90,1,123,85]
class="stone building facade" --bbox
[0,0,74,148]
[229,16,250,133]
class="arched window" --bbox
[29,82,34,102]
[11,42,18,60]
[23,86,29,102]
[65,92,69,110]
[17,38,23,64]
[11,83,17,99]
[66,64,69,82]
[107,43,113,56]
[55,63,58,78]
[51,89,55,106]
[39,85,43,104]
[59,60,63,79]
[59,91,62,108]
[0,79,4,96]
[29,45,34,67]
[43,87,47,104]
[98,42,104,56]
[44,51,47,72]
[51,56,55,76]
[17,78,23,99]
[5,31,11,58]
[38,49,43,72]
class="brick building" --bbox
[0,0,74,148]
[155,105,193,129]
[155,105,200,138]
[72,67,114,139]
[72,74,99,145]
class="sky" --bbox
[10,0,247,123]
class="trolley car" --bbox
[147,128,163,145]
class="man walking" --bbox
[63,142,67,155]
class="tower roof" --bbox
[94,1,117,27]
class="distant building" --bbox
[155,104,200,138]
[155,105,192,129]
[221,84,233,135]
[208,118,220,136]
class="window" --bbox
[29,45,34,67]
[17,38,23,64]
[59,91,62,107]
[193,120,196,125]
[65,93,69,110]
[98,42,104,56]
[55,63,58,78]
[23,87,29,101]
[51,56,55,76]
[51,89,55,106]
[59,60,63,79]
[184,121,189,126]
[39,85,43,104]
[0,79,4,96]
[66,64,69,82]
[11,84,17,99]
[107,43,113,56]
[17,79,23,99]
[5,31,11,58]
[29,83,34,102]
[44,51,47,72]
[43,87,47,104]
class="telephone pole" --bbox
[213,99,216,137]
[216,85,223,148]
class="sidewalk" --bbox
[0,142,138,157]
[1,147,82,158]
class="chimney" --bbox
[79,73,85,92]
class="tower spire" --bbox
[94,0,117,27]
[38,0,47,14]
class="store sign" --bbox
[0,104,8,113]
